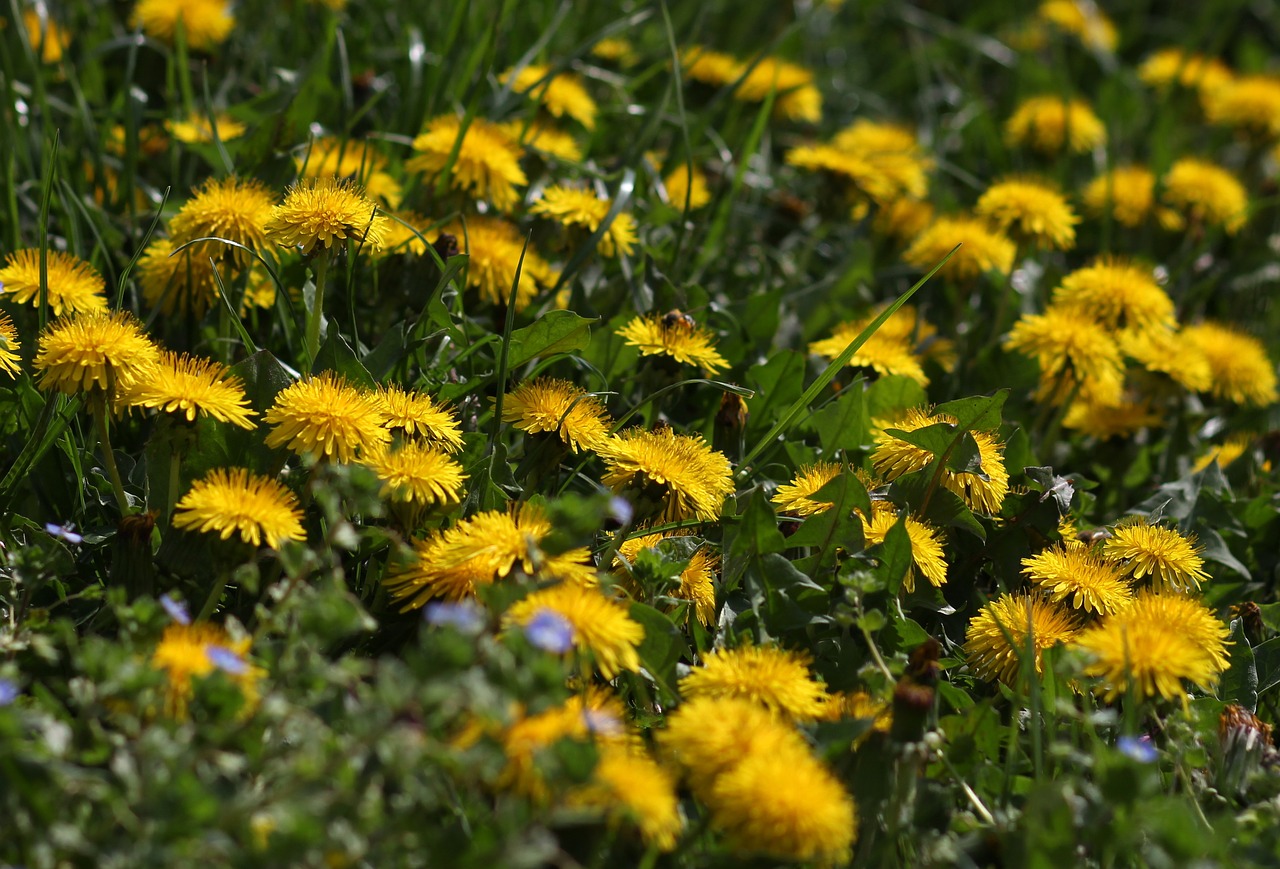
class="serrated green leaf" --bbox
[506,310,596,369]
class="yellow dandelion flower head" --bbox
[1161,158,1248,235]
[500,64,598,130]
[1052,257,1175,332]
[734,56,822,123]
[616,312,728,375]
[705,741,857,866]
[105,123,169,158]
[861,503,948,593]
[169,176,275,265]
[132,0,234,51]
[383,504,595,609]
[658,695,810,785]
[903,214,1016,280]
[681,45,743,88]
[1075,590,1231,703]
[808,314,931,386]
[502,377,611,453]
[591,37,637,66]
[1022,543,1134,614]
[0,248,107,317]
[530,185,638,258]
[963,592,1080,685]
[832,119,932,199]
[406,115,527,211]
[819,689,893,736]
[119,351,256,428]
[663,164,712,211]
[498,119,584,163]
[975,176,1079,250]
[263,371,391,462]
[362,441,467,509]
[1037,0,1117,52]
[444,215,554,310]
[1203,74,1280,138]
[1192,434,1252,474]
[1104,517,1210,592]
[166,111,245,144]
[173,467,306,549]
[506,582,645,679]
[1004,304,1126,405]
[499,688,627,799]
[1139,48,1234,95]
[33,310,160,396]
[1083,165,1160,228]
[264,177,389,255]
[22,8,71,63]
[680,644,829,720]
[1005,95,1106,154]
[151,622,259,718]
[870,407,1010,514]
[137,237,220,317]
[375,384,464,451]
[1062,397,1162,440]
[1179,321,1278,406]
[373,210,437,258]
[1117,326,1214,393]
[0,313,20,378]
[598,428,736,523]
[569,745,684,853]
[297,138,403,208]
[873,197,935,241]
[772,462,842,517]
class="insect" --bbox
[1076,527,1113,545]
[660,308,697,335]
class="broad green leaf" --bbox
[1219,619,1258,712]
[866,375,928,421]
[786,473,870,573]
[629,602,684,702]
[872,514,913,595]
[313,328,376,389]
[506,310,596,368]
[810,380,868,454]
[1254,638,1280,696]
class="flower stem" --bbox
[92,391,130,516]
[166,446,183,524]
[197,567,232,622]
[304,249,332,368]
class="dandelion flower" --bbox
[772,462,841,516]
[499,689,627,800]
[502,377,611,453]
[680,645,828,720]
[871,407,1010,514]
[787,122,931,205]
[33,311,160,396]
[615,532,719,627]
[599,428,735,523]
[137,237,219,317]
[1037,0,1117,52]
[375,385,464,451]
[1104,518,1210,592]
[681,46,743,89]
[809,317,930,386]
[166,112,245,143]
[663,164,711,210]
[658,696,811,785]
[1083,165,1166,228]
[1052,257,1175,332]
[873,197,935,241]
[383,505,595,609]
[264,372,390,462]
[264,177,389,255]
[903,214,1016,280]
[407,115,527,211]
[1118,326,1213,393]
[132,0,234,51]
[1005,305,1126,405]
[22,9,71,63]
[500,64,598,129]
[861,504,948,593]
[1192,435,1252,473]
[975,177,1079,249]
[120,351,256,428]
[151,622,260,718]
[296,138,402,208]
[174,467,305,549]
[1179,321,1278,406]
[443,215,555,310]
[1161,158,1248,235]
[1005,95,1106,154]
[1074,590,1230,703]
[963,592,1079,685]
[530,185,638,258]
[1022,544,1134,614]
[734,56,822,123]
[1204,74,1280,138]
[498,119,584,163]
[0,314,20,378]
[1062,398,1162,440]
[705,741,857,865]
[0,249,107,316]
[1138,48,1233,95]
[592,37,637,66]
[616,313,728,375]
[376,210,434,257]
[505,583,644,679]
[570,745,684,852]
[362,441,467,513]
[169,176,275,265]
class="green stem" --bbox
[197,567,232,622]
[167,446,183,524]
[92,391,130,516]
[304,250,332,368]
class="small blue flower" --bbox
[583,709,624,737]
[44,522,83,545]
[1117,735,1157,763]
[160,594,192,626]
[424,601,486,635]
[608,497,634,526]
[0,679,19,706]
[524,609,575,653]
[206,646,250,676]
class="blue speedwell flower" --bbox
[424,600,486,635]
[524,608,575,653]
